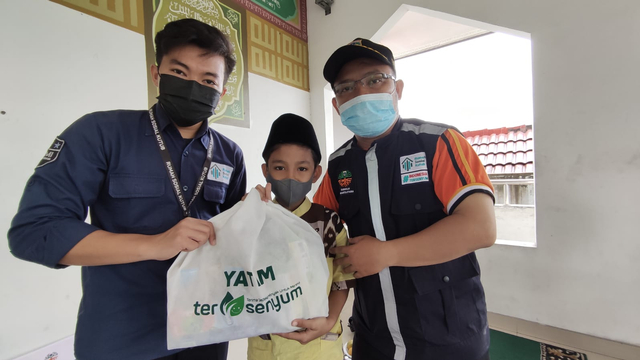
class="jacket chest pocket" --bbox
[203,181,227,204]
[106,174,167,232]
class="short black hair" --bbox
[264,143,321,168]
[155,18,236,84]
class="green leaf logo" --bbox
[338,170,352,180]
[227,296,244,317]
[220,292,244,317]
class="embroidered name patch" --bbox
[399,152,428,174]
[37,137,65,168]
[207,162,234,185]
[400,152,429,185]
[401,171,430,185]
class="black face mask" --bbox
[157,74,222,127]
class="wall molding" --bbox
[489,312,640,360]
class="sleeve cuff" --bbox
[331,278,356,290]
[331,281,348,291]
[44,219,100,268]
[447,184,495,214]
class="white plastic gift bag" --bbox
[166,189,330,349]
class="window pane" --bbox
[508,184,534,205]
[494,184,506,204]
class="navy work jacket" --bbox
[8,104,246,359]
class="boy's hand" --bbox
[255,183,272,202]
[242,183,272,202]
[274,317,334,345]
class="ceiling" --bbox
[377,9,491,59]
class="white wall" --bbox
[495,207,535,244]
[306,0,640,347]
[0,1,309,359]
[0,1,147,358]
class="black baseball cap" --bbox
[323,38,396,86]
[262,113,322,164]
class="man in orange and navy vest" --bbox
[314,38,497,360]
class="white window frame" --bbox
[490,178,537,247]
[491,178,535,208]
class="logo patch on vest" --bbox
[338,170,354,195]
[207,162,234,184]
[37,137,65,168]
[400,152,429,185]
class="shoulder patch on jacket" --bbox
[37,137,65,168]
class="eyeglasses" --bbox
[333,73,396,98]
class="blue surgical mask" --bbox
[338,93,398,138]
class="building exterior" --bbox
[464,125,535,244]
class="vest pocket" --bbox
[390,182,445,237]
[409,256,483,345]
[338,196,360,221]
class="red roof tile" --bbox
[463,125,533,174]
